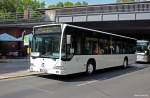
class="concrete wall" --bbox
[56,12,150,22]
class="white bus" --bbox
[30,24,136,75]
[136,40,150,63]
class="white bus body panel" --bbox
[61,54,136,75]
[30,55,135,75]
[136,53,149,62]
[30,54,135,75]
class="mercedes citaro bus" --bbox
[30,24,136,75]
[136,40,150,63]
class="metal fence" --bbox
[55,2,150,22]
[0,11,44,24]
[56,2,150,15]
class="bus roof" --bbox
[33,23,137,40]
[33,24,62,28]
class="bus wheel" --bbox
[86,63,95,75]
[123,58,128,68]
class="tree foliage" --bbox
[48,1,88,8]
[0,0,45,13]
[75,2,82,6]
[56,2,64,8]
[64,1,74,7]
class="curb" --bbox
[0,70,41,80]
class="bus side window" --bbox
[104,39,110,54]
[76,39,81,54]
[99,39,107,55]
[93,41,99,55]
[72,36,81,55]
[84,40,90,55]
[116,45,119,54]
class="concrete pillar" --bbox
[24,9,29,20]
[44,10,56,22]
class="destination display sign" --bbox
[34,26,61,34]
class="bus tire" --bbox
[86,62,95,75]
[123,57,128,68]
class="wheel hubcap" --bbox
[124,60,127,67]
[88,64,93,74]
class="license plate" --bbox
[40,69,47,73]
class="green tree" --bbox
[75,2,82,6]
[48,5,56,8]
[64,1,74,7]
[0,0,45,21]
[0,0,45,13]
[0,0,16,12]
[20,0,45,11]
[56,2,64,8]
[48,1,88,8]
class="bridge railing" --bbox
[56,2,150,15]
[0,11,44,24]
[56,11,150,23]
[55,2,150,22]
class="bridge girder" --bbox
[69,20,150,40]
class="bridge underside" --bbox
[0,20,149,40]
[69,20,150,40]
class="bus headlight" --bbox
[53,66,64,70]
[30,63,35,67]
[30,63,34,71]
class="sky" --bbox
[43,0,116,6]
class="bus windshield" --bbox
[137,41,148,53]
[32,33,61,59]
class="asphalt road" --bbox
[0,60,29,74]
[0,64,150,98]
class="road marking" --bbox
[134,94,149,97]
[77,80,98,87]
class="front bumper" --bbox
[29,66,66,75]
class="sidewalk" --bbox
[0,58,42,80]
[0,70,41,80]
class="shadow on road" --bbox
[37,64,150,82]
